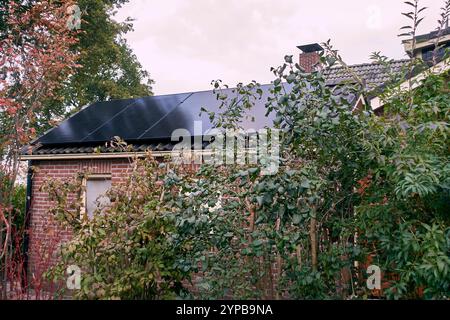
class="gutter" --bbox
[19,151,169,161]
[19,148,259,161]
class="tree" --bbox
[0,0,80,299]
[55,0,154,115]
[1,0,154,134]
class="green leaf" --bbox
[301,179,310,189]
[256,196,264,206]
[252,239,263,247]
[284,55,293,64]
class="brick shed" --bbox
[20,49,411,280]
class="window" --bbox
[83,175,112,219]
[422,43,450,62]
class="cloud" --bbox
[115,0,443,95]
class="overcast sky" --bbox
[114,0,443,95]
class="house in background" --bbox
[403,26,450,63]
[20,28,450,278]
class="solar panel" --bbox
[37,93,191,144]
[138,84,282,140]
[80,93,191,142]
[37,98,133,144]
[35,83,290,146]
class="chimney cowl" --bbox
[297,43,324,53]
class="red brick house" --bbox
[19,31,450,280]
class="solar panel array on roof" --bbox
[36,84,284,146]
[27,58,411,153]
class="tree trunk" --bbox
[274,217,281,300]
[2,214,9,299]
[310,213,318,271]
[296,244,302,268]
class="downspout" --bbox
[22,160,33,286]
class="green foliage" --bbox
[10,185,26,228]
[61,0,154,110]
[46,160,194,299]
[0,182,26,233]
[354,68,450,299]
[0,0,154,134]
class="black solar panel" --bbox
[139,86,278,140]
[37,93,190,144]
[37,98,133,144]
[36,84,283,146]
[80,93,192,142]
[33,79,361,148]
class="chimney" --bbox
[297,43,324,73]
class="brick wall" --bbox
[28,158,133,283]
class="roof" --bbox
[22,140,218,158]
[27,141,177,155]
[405,27,450,44]
[27,83,285,145]
[22,59,410,158]
[402,27,450,57]
[21,83,283,157]
[323,59,410,91]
